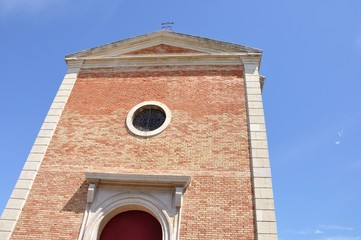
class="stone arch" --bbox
[82,193,172,240]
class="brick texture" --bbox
[11,64,254,239]
[125,44,202,54]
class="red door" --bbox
[100,210,162,240]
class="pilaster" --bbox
[242,57,278,240]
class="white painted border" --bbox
[126,101,172,138]
[0,60,83,240]
[242,57,278,240]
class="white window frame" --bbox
[126,101,172,138]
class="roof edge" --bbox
[65,30,262,59]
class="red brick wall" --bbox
[125,44,202,54]
[11,65,254,239]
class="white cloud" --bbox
[321,236,361,240]
[287,225,354,237]
[338,129,344,138]
[286,229,309,235]
[335,129,344,145]
[319,225,354,231]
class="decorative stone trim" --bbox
[0,60,83,240]
[65,31,262,69]
[242,57,278,240]
[85,172,191,189]
[126,101,172,138]
[80,56,244,69]
[78,173,191,240]
[77,53,259,60]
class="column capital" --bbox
[241,56,261,75]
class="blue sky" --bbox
[1,1,361,239]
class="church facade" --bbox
[0,31,277,239]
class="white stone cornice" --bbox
[66,31,262,59]
[241,56,261,63]
[77,56,246,69]
[67,52,261,61]
[65,59,84,68]
[85,172,191,190]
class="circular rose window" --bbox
[133,107,166,132]
[126,101,171,137]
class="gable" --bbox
[124,44,203,55]
[65,31,262,60]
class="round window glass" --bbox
[126,101,171,137]
[133,107,166,132]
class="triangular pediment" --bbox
[124,44,203,55]
[65,31,262,60]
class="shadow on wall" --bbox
[62,180,88,213]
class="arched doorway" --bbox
[99,210,162,240]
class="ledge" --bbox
[85,172,191,189]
